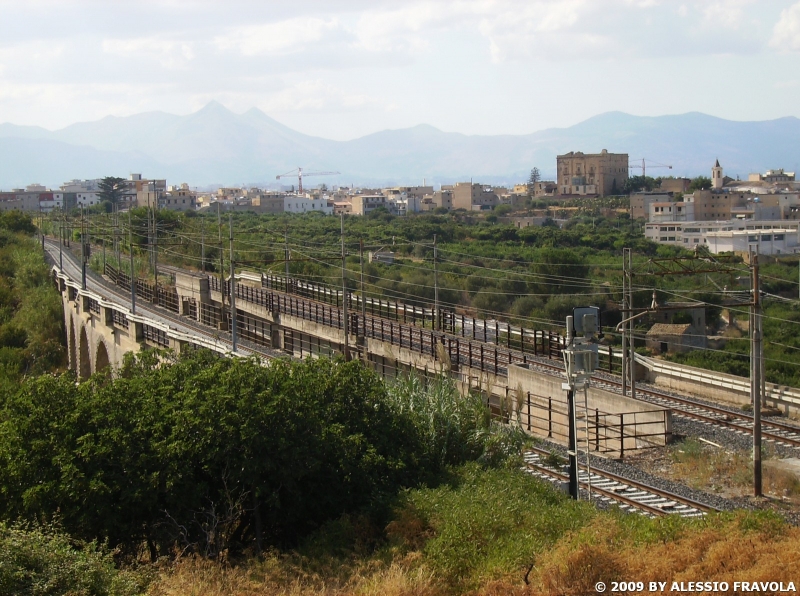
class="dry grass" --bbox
[146,513,800,596]
[669,439,754,496]
[532,515,799,596]
[763,460,800,500]
[146,553,443,596]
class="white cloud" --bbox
[771,2,800,51]
[214,17,341,56]
[102,38,195,68]
[353,3,463,53]
[260,80,385,113]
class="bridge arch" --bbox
[95,341,110,375]
[68,314,76,373]
[78,325,91,380]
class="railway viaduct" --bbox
[50,237,674,455]
[47,236,800,460]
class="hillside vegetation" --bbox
[0,212,65,392]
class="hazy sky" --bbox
[1,0,798,139]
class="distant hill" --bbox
[1,103,798,188]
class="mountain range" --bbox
[1,101,798,189]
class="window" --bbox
[668,236,676,241]
[748,235,758,242]
[774,234,785,241]
[660,236,668,241]
[761,235,771,241]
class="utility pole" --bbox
[114,204,120,268]
[81,207,86,290]
[341,213,349,360]
[129,208,136,315]
[147,192,153,272]
[359,238,366,323]
[58,214,63,271]
[621,251,628,396]
[433,234,439,331]
[627,248,636,401]
[562,307,600,501]
[102,216,106,271]
[217,202,224,308]
[284,226,290,289]
[229,214,238,353]
[153,206,158,288]
[751,249,762,496]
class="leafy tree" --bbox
[622,175,658,194]
[527,167,541,196]
[97,176,127,206]
[689,176,712,191]
[0,353,428,556]
[0,211,36,234]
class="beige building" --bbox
[631,192,673,220]
[451,183,499,211]
[383,186,433,200]
[0,192,40,211]
[160,184,197,211]
[659,178,691,194]
[686,190,752,221]
[250,193,285,214]
[351,194,387,215]
[556,149,628,197]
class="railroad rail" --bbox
[519,354,800,450]
[523,447,717,518]
[99,256,800,451]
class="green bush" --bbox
[0,522,146,596]
[386,375,528,470]
[0,352,429,556]
[391,463,594,590]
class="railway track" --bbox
[590,374,800,449]
[46,240,280,361]
[502,348,800,450]
[55,238,800,451]
[523,447,717,518]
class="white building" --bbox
[649,201,695,223]
[61,179,101,193]
[645,219,800,249]
[703,228,800,256]
[38,193,64,213]
[76,192,101,207]
[283,196,334,215]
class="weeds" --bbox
[670,439,752,493]
[386,374,530,470]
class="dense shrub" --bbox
[0,351,524,559]
[0,522,145,596]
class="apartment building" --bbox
[283,196,334,215]
[645,219,800,254]
[160,184,197,211]
[350,194,386,215]
[556,149,628,197]
[451,183,499,211]
[249,193,285,214]
[649,200,694,223]
[631,192,673,220]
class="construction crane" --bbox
[276,167,340,195]
[629,158,672,178]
